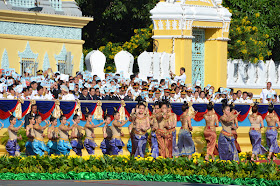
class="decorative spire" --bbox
[1,49,9,69]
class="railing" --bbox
[9,0,36,8]
[227,59,280,89]
[49,0,62,11]
[20,59,38,76]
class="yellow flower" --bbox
[267,51,272,56]
[236,27,241,33]
[265,34,269,38]
[241,49,247,54]
[255,13,260,18]
[252,26,258,31]
[99,46,105,51]
[156,156,163,159]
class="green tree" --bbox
[77,0,157,50]
[223,0,280,61]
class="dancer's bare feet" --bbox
[205,155,209,161]
[267,156,271,161]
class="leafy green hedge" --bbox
[1,171,280,185]
[0,154,280,181]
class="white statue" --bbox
[246,62,257,87]
[256,61,267,86]
[277,63,280,87]
[152,53,161,80]
[267,59,277,85]
[127,51,134,75]
[235,60,246,86]
[160,52,170,79]
[170,53,176,74]
[89,50,106,80]
[114,51,131,79]
[227,59,235,86]
[138,51,152,81]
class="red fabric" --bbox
[82,104,97,121]
[275,112,280,121]
[64,104,77,120]
[125,107,130,121]
[38,104,55,121]
[215,111,222,121]
[22,102,31,117]
[148,109,152,116]
[194,110,208,122]
[0,102,18,120]
[258,112,268,120]
[171,110,181,121]
[237,107,251,122]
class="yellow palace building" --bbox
[150,0,231,90]
[0,0,92,75]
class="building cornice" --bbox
[150,2,231,23]
[0,10,93,28]
[0,33,85,44]
[152,35,194,39]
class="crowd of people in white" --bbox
[0,67,277,104]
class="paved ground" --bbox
[0,180,229,186]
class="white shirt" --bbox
[199,98,209,103]
[243,98,253,104]
[146,97,154,102]
[212,97,223,103]
[174,73,186,82]
[32,94,45,100]
[21,94,31,99]
[31,90,37,97]
[7,93,16,99]
[176,97,188,103]
[169,97,177,102]
[44,92,54,100]
[174,93,181,99]
[62,93,75,100]
[119,94,125,100]
[186,96,192,102]
[191,97,203,103]
[260,88,276,103]
[228,99,241,104]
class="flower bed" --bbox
[1,153,280,185]
[1,171,280,185]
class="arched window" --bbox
[55,44,73,74]
[18,42,38,76]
